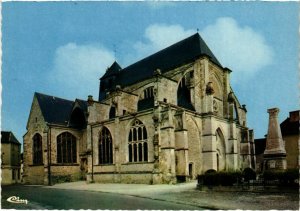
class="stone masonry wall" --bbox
[186,115,202,178]
[23,97,47,184]
[283,135,299,169]
[90,111,155,184]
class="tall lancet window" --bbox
[57,132,77,164]
[99,127,113,164]
[33,133,43,165]
[128,120,148,162]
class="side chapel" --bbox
[23,33,256,185]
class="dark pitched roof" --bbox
[254,138,266,155]
[35,92,74,126]
[101,33,222,87]
[1,131,21,145]
[101,61,122,79]
[280,110,299,136]
[74,99,88,113]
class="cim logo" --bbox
[7,196,28,204]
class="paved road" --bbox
[1,184,202,210]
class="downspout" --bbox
[91,125,94,182]
[47,126,52,186]
[47,126,50,185]
[49,127,52,185]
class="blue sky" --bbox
[2,2,298,146]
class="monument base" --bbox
[263,155,287,170]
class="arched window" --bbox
[99,127,113,164]
[57,132,77,164]
[128,120,148,162]
[33,133,43,165]
[177,75,194,110]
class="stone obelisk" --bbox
[263,108,287,170]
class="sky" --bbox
[1,2,299,146]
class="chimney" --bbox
[289,110,299,122]
[87,95,94,106]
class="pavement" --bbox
[44,180,299,210]
[46,180,197,195]
[2,184,200,210]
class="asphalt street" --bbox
[1,184,202,210]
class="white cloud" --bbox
[133,24,194,60]
[200,17,273,81]
[49,18,274,100]
[49,43,115,99]
[131,18,273,83]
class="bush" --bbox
[279,169,299,185]
[243,168,256,181]
[198,170,242,186]
[263,168,299,186]
[51,175,72,184]
[263,170,281,180]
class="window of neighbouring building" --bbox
[57,132,77,164]
[99,127,113,164]
[128,120,148,162]
[33,133,43,165]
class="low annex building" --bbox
[1,131,21,185]
[23,33,255,185]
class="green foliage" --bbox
[243,168,256,181]
[51,175,72,184]
[263,168,299,186]
[262,170,281,180]
[198,170,242,186]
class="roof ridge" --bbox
[1,130,12,133]
[99,32,223,97]
[1,131,21,144]
[101,61,122,79]
[35,92,74,103]
[75,98,87,102]
[123,33,199,70]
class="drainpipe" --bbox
[91,126,94,182]
[47,126,50,185]
[47,126,52,186]
[49,127,52,185]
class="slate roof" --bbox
[35,92,75,126]
[254,138,266,155]
[1,131,21,145]
[101,61,122,80]
[137,97,155,111]
[101,33,222,87]
[74,99,88,113]
[280,111,299,136]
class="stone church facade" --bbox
[23,33,255,185]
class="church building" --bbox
[23,33,255,185]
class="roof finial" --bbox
[197,28,199,33]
